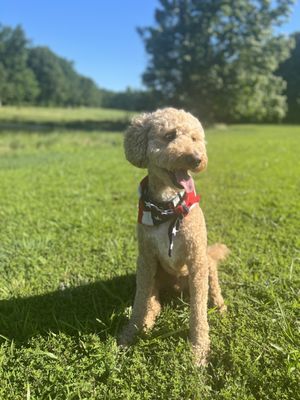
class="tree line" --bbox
[0,24,157,111]
[0,0,300,123]
[0,25,103,107]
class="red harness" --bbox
[137,176,200,256]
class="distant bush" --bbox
[101,88,158,111]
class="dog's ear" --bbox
[124,113,151,168]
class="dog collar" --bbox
[138,176,200,256]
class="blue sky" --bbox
[1,0,299,91]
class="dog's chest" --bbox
[152,222,187,273]
[138,206,202,276]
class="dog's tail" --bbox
[207,243,230,264]
[207,243,230,313]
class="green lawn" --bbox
[0,107,299,399]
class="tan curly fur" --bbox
[120,107,229,366]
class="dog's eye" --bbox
[164,129,177,141]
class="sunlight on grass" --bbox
[0,108,299,399]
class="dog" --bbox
[119,107,229,366]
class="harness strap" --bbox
[138,176,200,257]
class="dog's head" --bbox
[124,108,207,190]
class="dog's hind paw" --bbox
[218,303,227,314]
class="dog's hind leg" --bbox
[207,243,229,313]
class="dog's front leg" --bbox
[187,253,210,366]
[119,255,160,346]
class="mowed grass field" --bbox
[0,107,299,399]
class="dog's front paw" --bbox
[118,323,138,347]
[191,343,210,367]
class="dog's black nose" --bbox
[185,153,201,168]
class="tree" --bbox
[0,25,39,105]
[28,47,69,105]
[78,76,102,107]
[28,46,103,107]
[0,63,8,106]
[277,32,300,122]
[139,0,295,122]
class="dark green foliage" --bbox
[0,25,103,107]
[139,0,295,122]
[102,87,158,111]
[27,47,70,106]
[28,47,102,107]
[0,25,39,105]
[78,76,103,107]
[277,32,300,122]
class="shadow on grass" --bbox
[0,118,130,133]
[0,274,136,343]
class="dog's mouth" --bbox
[167,169,195,192]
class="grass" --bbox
[0,106,133,124]
[0,107,299,399]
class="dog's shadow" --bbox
[0,274,136,343]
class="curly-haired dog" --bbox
[119,107,229,366]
